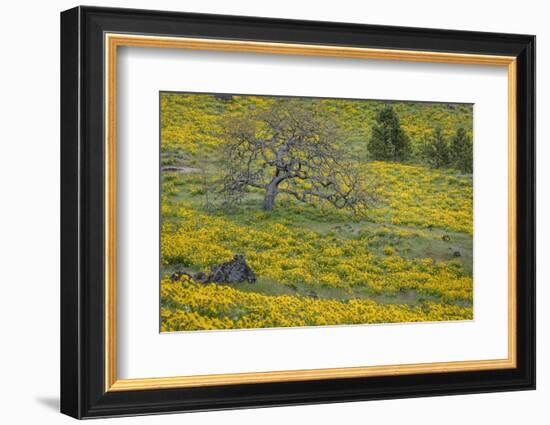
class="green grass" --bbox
[161,167,473,308]
[159,94,474,315]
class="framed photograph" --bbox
[60,6,535,419]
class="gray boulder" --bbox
[207,254,257,284]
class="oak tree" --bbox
[219,99,376,214]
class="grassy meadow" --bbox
[160,93,474,332]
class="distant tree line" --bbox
[368,105,473,173]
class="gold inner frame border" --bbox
[104,33,517,392]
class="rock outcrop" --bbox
[170,254,256,285]
[207,254,256,284]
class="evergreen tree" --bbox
[450,127,473,173]
[423,127,450,168]
[368,106,411,161]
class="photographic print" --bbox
[160,92,474,332]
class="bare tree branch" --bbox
[217,99,378,214]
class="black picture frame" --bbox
[61,5,535,419]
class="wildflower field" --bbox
[160,93,474,332]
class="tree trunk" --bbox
[263,181,279,211]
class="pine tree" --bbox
[450,127,473,173]
[368,106,411,161]
[423,127,450,168]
